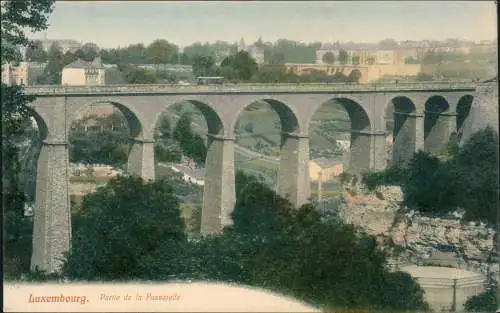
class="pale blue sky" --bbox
[29,1,497,48]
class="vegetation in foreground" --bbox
[363,127,499,311]
[363,127,498,227]
[45,172,428,312]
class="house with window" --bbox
[62,57,106,86]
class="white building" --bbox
[1,62,47,86]
[62,57,106,86]
[40,39,82,54]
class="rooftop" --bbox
[65,57,104,69]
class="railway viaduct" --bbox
[24,82,477,272]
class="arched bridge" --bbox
[24,82,478,273]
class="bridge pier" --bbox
[201,134,236,234]
[278,132,311,208]
[392,112,425,164]
[425,111,457,155]
[350,130,387,173]
[31,140,71,273]
[127,138,155,181]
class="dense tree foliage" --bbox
[172,113,207,165]
[364,127,499,226]
[62,170,428,311]
[464,282,498,312]
[1,0,55,63]
[2,0,55,278]
[154,116,182,163]
[322,52,335,64]
[219,50,259,81]
[62,176,186,280]
[69,114,130,168]
[192,55,217,78]
[338,49,349,65]
[25,40,48,62]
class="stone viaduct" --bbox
[24,82,477,273]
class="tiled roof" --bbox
[65,57,104,69]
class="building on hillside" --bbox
[283,63,422,83]
[316,42,403,66]
[1,62,47,86]
[309,157,344,182]
[170,164,205,186]
[61,57,125,86]
[40,39,82,53]
[335,139,350,152]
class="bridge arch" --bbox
[153,99,228,235]
[230,98,301,136]
[69,100,144,138]
[231,98,303,207]
[387,96,418,164]
[307,97,372,174]
[152,99,225,137]
[424,95,451,154]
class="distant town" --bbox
[2,37,497,87]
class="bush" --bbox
[464,283,498,312]
[62,176,186,280]
[363,128,499,226]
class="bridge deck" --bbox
[24,82,478,96]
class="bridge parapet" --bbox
[24,81,477,96]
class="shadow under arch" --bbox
[22,107,50,203]
[308,97,371,173]
[388,96,417,165]
[456,95,474,136]
[230,98,301,137]
[424,95,451,154]
[185,99,224,136]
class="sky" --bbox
[29,1,497,49]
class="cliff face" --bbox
[340,185,498,279]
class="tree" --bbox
[322,52,335,64]
[338,49,349,65]
[2,0,55,278]
[25,40,47,62]
[1,0,55,63]
[119,65,157,84]
[192,55,216,77]
[173,113,193,144]
[80,42,99,61]
[351,55,360,65]
[146,39,179,66]
[62,176,187,280]
[379,38,399,49]
[268,52,285,66]
[220,51,258,81]
[40,43,65,84]
[348,69,362,83]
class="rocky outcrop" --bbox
[340,185,498,280]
